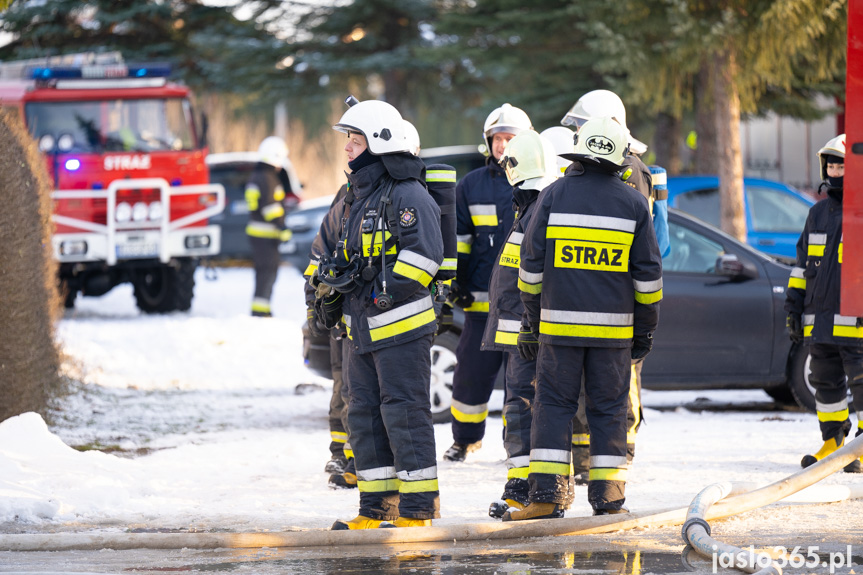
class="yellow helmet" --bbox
[499,130,558,190]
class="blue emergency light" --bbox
[64,158,81,171]
[29,63,172,81]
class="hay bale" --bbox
[0,110,64,421]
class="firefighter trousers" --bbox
[450,313,505,444]
[500,351,536,503]
[249,236,281,315]
[344,334,440,520]
[809,343,863,440]
[327,335,348,459]
[571,359,643,473]
[529,344,630,512]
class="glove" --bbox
[787,313,803,343]
[306,306,328,338]
[517,326,540,361]
[436,302,454,336]
[448,280,475,310]
[857,317,863,329]
[631,333,653,360]
[314,292,344,330]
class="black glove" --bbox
[517,326,540,361]
[315,292,344,330]
[631,333,653,360]
[436,302,454,336]
[787,313,803,343]
[306,306,328,338]
[448,280,475,310]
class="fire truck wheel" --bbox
[132,259,197,314]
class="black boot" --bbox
[443,441,482,462]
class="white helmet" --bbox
[482,103,532,152]
[539,126,575,175]
[499,130,558,191]
[258,136,288,168]
[817,134,845,181]
[573,116,630,167]
[403,120,421,156]
[561,89,647,155]
[333,99,409,155]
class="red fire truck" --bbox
[0,53,224,313]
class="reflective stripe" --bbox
[440,257,457,271]
[362,229,397,257]
[808,244,826,257]
[358,466,397,481]
[498,319,521,332]
[531,448,570,463]
[547,226,634,246]
[331,431,347,443]
[790,267,805,279]
[519,269,543,284]
[518,278,542,294]
[273,186,285,202]
[397,465,438,481]
[650,170,667,187]
[261,202,285,221]
[451,399,488,423]
[495,318,521,345]
[393,260,433,286]
[246,221,284,239]
[469,204,498,226]
[495,331,519,345]
[399,478,439,493]
[245,185,260,210]
[507,455,531,469]
[816,399,848,413]
[818,408,850,423]
[457,242,472,254]
[507,466,530,479]
[803,314,815,325]
[628,364,640,435]
[542,322,633,339]
[370,308,436,341]
[251,298,270,313]
[358,478,400,492]
[399,249,441,276]
[571,434,590,446]
[367,297,433,329]
[809,233,827,244]
[464,291,490,313]
[508,232,524,245]
[788,267,806,290]
[633,278,663,304]
[589,468,628,481]
[833,315,863,338]
[548,213,636,233]
[590,455,628,468]
[426,169,457,183]
[303,259,318,277]
[343,314,352,328]
[529,461,570,475]
[541,309,633,325]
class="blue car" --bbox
[666,175,814,262]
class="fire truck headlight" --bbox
[148,201,163,221]
[184,235,211,249]
[39,135,55,153]
[57,133,75,152]
[60,240,88,256]
[116,202,132,222]
[64,158,81,171]
[132,202,148,222]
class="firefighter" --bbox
[313,99,443,529]
[504,116,662,520]
[304,186,354,485]
[483,130,560,518]
[246,136,292,317]
[560,90,670,483]
[445,103,533,462]
[785,134,863,473]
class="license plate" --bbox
[116,235,159,259]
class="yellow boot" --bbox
[380,517,432,528]
[331,515,384,530]
[501,502,563,522]
[801,434,844,468]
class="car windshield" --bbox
[746,186,809,232]
[25,98,196,153]
[676,189,720,227]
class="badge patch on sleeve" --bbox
[399,207,418,228]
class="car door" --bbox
[643,215,776,387]
[745,185,811,261]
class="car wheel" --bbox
[788,344,816,412]
[430,331,458,424]
[764,385,796,405]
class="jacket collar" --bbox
[513,184,540,210]
[346,161,388,200]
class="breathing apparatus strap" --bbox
[372,177,399,296]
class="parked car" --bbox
[206,152,303,260]
[304,207,821,414]
[666,175,814,263]
[280,194,337,269]
[419,144,486,176]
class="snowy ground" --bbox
[1,265,862,573]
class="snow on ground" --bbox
[1,265,862,543]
